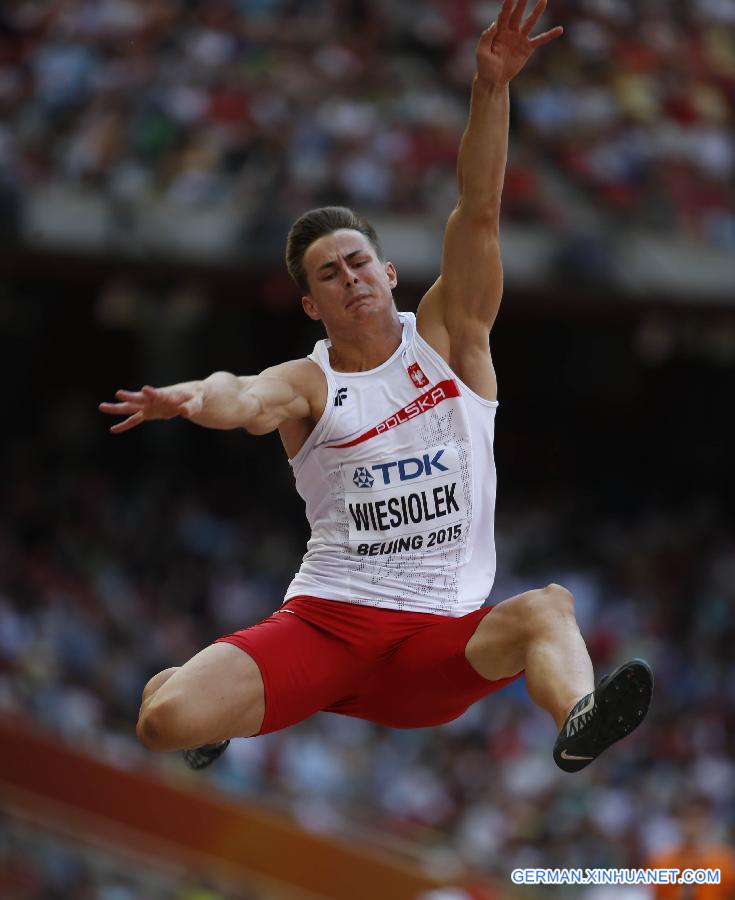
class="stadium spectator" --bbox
[1,0,732,250]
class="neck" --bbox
[327,311,403,372]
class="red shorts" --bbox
[214,595,523,735]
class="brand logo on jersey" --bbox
[326,379,460,449]
[334,387,348,407]
[356,450,448,488]
[407,363,429,388]
[352,467,374,488]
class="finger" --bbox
[509,0,529,30]
[529,25,564,47]
[521,0,547,36]
[179,396,203,418]
[110,411,144,434]
[115,388,145,402]
[141,385,161,398]
[143,385,189,406]
[478,21,498,44]
[496,0,514,30]
[99,401,141,416]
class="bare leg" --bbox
[522,593,594,729]
[465,583,594,729]
[141,667,178,706]
[136,643,265,752]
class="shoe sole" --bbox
[555,658,653,773]
[597,657,653,745]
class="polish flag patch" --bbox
[407,362,429,388]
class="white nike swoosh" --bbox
[560,749,594,761]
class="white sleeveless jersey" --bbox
[284,312,498,617]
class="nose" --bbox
[340,263,359,287]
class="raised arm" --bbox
[99,359,323,436]
[416,0,562,396]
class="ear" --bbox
[301,295,321,321]
[385,261,398,290]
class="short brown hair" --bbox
[285,206,383,293]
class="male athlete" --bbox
[101,0,652,774]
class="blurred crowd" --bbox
[2,453,735,894]
[0,0,734,251]
[1,811,254,900]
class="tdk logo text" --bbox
[353,450,448,489]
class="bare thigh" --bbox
[137,642,264,752]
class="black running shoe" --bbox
[182,740,230,771]
[553,659,653,773]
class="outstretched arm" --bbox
[99,360,321,435]
[416,0,562,394]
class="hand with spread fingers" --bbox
[477,0,563,86]
[99,383,205,434]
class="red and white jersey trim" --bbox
[326,380,460,449]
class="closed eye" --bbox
[320,259,369,281]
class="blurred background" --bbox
[1,0,735,898]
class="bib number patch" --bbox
[342,445,465,556]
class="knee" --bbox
[136,692,184,752]
[541,583,575,616]
[141,666,178,706]
[521,583,576,632]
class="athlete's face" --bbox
[301,229,398,328]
